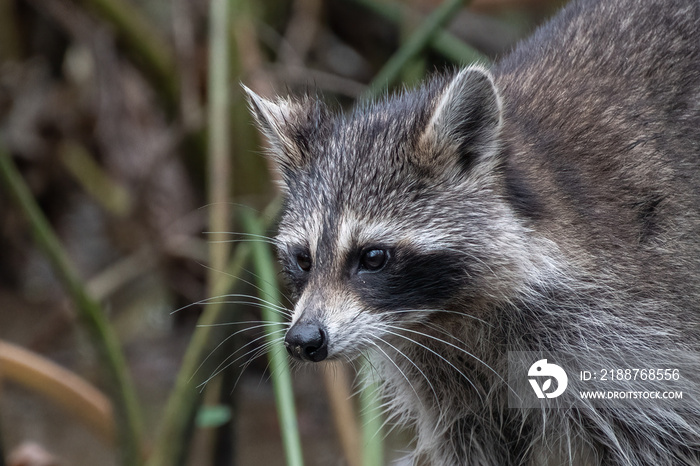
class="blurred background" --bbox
[0,0,565,465]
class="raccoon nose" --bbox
[284,321,328,362]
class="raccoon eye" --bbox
[359,248,388,272]
[295,250,312,272]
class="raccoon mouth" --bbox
[284,321,328,362]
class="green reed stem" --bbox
[0,143,144,466]
[241,210,305,466]
[145,201,281,466]
[350,0,486,67]
[360,374,384,466]
[365,0,471,97]
[207,0,232,280]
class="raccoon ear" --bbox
[419,66,503,174]
[242,85,316,175]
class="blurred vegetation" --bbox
[0,0,562,465]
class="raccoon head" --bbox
[245,67,516,363]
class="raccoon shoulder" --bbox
[493,0,700,249]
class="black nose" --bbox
[284,321,328,362]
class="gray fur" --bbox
[245,0,700,464]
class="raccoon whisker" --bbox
[198,329,286,389]
[189,320,281,382]
[238,342,286,390]
[233,344,276,393]
[392,325,507,386]
[332,352,358,379]
[391,325,523,403]
[357,337,381,368]
[377,324,484,402]
[195,327,281,387]
[170,293,291,316]
[422,321,481,350]
[320,360,339,381]
[197,262,296,308]
[204,231,277,242]
[348,351,382,399]
[365,339,425,410]
[377,404,408,443]
[363,399,397,443]
[419,321,508,410]
[343,352,361,373]
[238,267,296,308]
[230,340,288,395]
[346,358,363,385]
[372,339,452,437]
[354,382,392,425]
[442,246,497,278]
[374,335,442,414]
[206,239,279,246]
[193,300,292,318]
[368,388,419,443]
[195,298,290,316]
[203,335,285,392]
[196,320,282,329]
[387,308,493,327]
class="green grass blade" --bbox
[145,243,248,466]
[350,0,486,66]
[145,200,280,466]
[241,211,304,466]
[149,0,237,461]
[0,143,144,466]
[207,0,232,279]
[360,370,384,466]
[366,0,471,98]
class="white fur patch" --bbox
[335,211,453,256]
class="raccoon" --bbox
[244,0,700,464]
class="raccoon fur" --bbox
[244,0,700,464]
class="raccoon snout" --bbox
[284,321,328,362]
